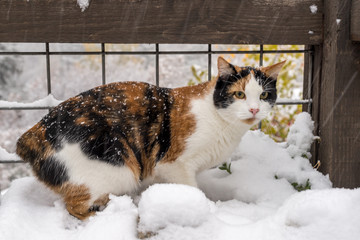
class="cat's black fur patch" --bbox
[89,205,100,212]
[156,88,172,161]
[142,86,159,156]
[237,67,251,79]
[252,68,277,106]
[213,69,251,109]
[229,63,237,74]
[141,86,173,162]
[213,75,235,108]
[38,156,69,186]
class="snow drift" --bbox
[1,112,359,240]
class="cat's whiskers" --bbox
[262,78,276,89]
[263,87,276,91]
[230,74,240,81]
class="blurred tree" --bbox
[0,44,22,100]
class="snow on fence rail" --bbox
[0,94,62,110]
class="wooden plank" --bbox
[318,0,360,188]
[351,0,360,41]
[0,0,323,44]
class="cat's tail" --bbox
[17,122,70,188]
[16,122,54,166]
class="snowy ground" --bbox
[1,113,359,240]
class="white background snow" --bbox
[1,113,359,240]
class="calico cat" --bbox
[16,57,285,220]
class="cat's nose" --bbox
[249,108,259,116]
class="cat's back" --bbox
[17,82,169,159]
[16,81,172,172]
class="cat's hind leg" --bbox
[58,183,95,220]
[59,185,110,219]
[90,194,110,212]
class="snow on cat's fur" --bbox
[16,57,285,219]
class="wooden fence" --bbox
[0,0,359,188]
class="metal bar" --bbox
[0,160,24,164]
[0,52,47,55]
[155,44,159,87]
[275,101,312,105]
[45,43,51,95]
[0,106,53,110]
[307,46,314,114]
[208,44,212,81]
[276,99,313,105]
[260,45,264,66]
[101,43,106,85]
[0,49,312,56]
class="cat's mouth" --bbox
[241,117,258,125]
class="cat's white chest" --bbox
[180,95,249,172]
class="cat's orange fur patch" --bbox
[16,122,55,171]
[123,141,143,180]
[75,117,93,126]
[161,80,215,163]
[228,69,252,95]
[93,194,110,207]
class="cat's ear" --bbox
[260,61,286,78]
[217,57,236,76]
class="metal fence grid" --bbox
[0,43,313,163]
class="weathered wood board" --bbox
[315,0,360,188]
[351,0,360,41]
[0,0,322,44]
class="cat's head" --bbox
[213,57,285,125]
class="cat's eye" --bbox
[234,91,246,99]
[260,92,269,100]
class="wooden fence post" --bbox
[315,0,360,188]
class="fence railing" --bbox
[0,43,313,163]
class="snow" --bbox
[0,94,62,108]
[309,4,318,14]
[1,113,359,240]
[275,189,360,240]
[0,146,19,161]
[77,0,90,12]
[138,184,213,233]
[286,112,314,158]
[0,178,138,240]
[276,98,311,104]
[336,19,341,25]
[197,113,331,207]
